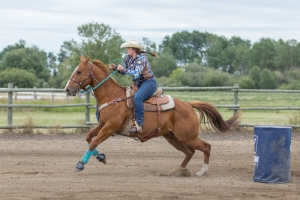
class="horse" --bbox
[65,55,241,176]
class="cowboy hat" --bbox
[120,39,143,50]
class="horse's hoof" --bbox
[96,153,106,164]
[195,170,207,176]
[74,161,84,172]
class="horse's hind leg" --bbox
[186,137,211,176]
[163,133,195,176]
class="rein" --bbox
[79,59,124,95]
[80,70,117,94]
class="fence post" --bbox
[233,84,239,115]
[51,87,55,103]
[14,86,18,101]
[8,83,13,126]
[34,86,37,100]
[85,93,90,124]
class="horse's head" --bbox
[65,56,96,96]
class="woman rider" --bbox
[109,39,158,133]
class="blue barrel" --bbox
[253,126,292,183]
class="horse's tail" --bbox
[189,101,241,133]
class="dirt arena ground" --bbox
[0,131,299,200]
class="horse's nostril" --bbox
[66,88,70,93]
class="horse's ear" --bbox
[86,56,90,63]
[80,55,85,62]
[80,55,90,64]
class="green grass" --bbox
[1,91,300,127]
[0,111,94,126]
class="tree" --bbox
[161,31,208,66]
[148,47,177,78]
[1,46,51,83]
[239,77,255,89]
[259,69,277,89]
[249,38,276,71]
[228,36,251,74]
[47,52,58,76]
[0,39,26,62]
[0,68,37,88]
[58,22,124,86]
[249,66,261,88]
[205,34,230,71]
[61,22,123,64]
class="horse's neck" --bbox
[92,77,125,103]
[90,64,125,103]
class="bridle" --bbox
[69,61,119,95]
[69,62,98,92]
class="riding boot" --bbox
[128,121,142,133]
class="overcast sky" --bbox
[1,0,299,54]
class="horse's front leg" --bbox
[85,124,105,163]
[85,123,102,144]
[74,125,115,172]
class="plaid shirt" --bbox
[118,54,154,85]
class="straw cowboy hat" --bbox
[120,39,143,50]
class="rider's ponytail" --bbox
[140,51,158,58]
[132,47,158,58]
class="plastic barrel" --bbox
[252,126,292,183]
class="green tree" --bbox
[228,36,251,74]
[249,66,261,88]
[274,39,300,72]
[259,69,277,89]
[249,38,276,71]
[58,22,124,86]
[0,39,26,62]
[161,31,209,66]
[205,35,230,71]
[0,68,37,88]
[183,63,206,86]
[141,38,177,78]
[47,52,58,76]
[202,68,235,87]
[239,77,255,89]
[1,46,51,84]
[150,48,177,77]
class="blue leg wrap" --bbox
[81,150,92,164]
[91,148,99,156]
[87,144,99,156]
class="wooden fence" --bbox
[1,83,300,129]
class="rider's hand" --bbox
[117,64,124,71]
[109,63,116,70]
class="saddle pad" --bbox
[144,95,170,105]
[144,95,175,112]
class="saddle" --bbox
[125,87,175,111]
[125,85,175,142]
[97,85,175,142]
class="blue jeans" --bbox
[135,78,158,126]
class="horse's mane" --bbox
[92,60,109,73]
[92,60,125,88]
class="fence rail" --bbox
[1,83,300,130]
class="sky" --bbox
[1,0,300,54]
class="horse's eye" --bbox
[77,71,81,75]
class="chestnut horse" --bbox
[65,56,240,176]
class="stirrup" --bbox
[128,126,142,133]
[128,126,137,133]
[128,121,142,133]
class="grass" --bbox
[0,111,95,126]
[1,90,300,129]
